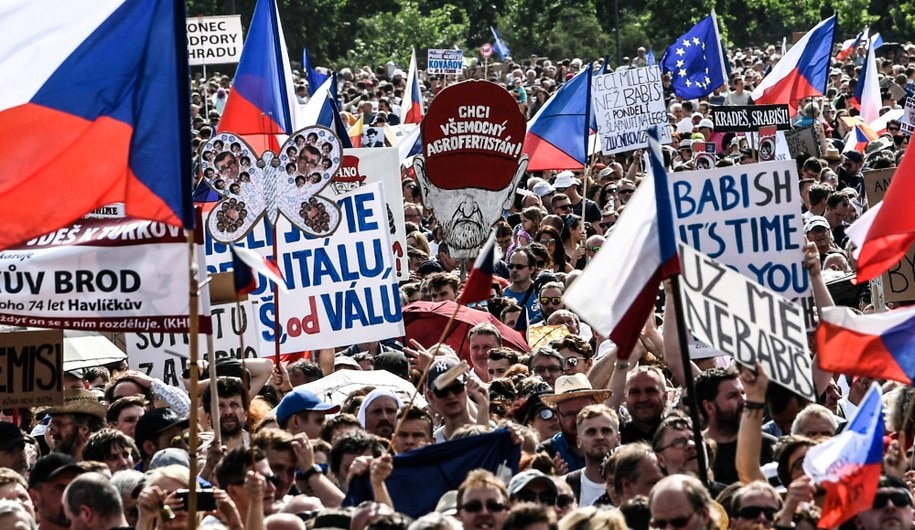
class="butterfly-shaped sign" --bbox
[198,125,344,243]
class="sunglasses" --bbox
[650,512,695,529]
[432,382,465,398]
[539,238,556,245]
[618,189,635,195]
[461,500,507,513]
[564,356,585,368]
[533,365,562,375]
[514,491,557,505]
[234,473,282,487]
[507,264,528,270]
[170,432,190,447]
[537,408,557,421]
[590,246,601,253]
[873,491,913,509]
[736,506,777,520]
[539,296,562,305]
[599,221,615,229]
[556,494,575,508]
[554,204,571,211]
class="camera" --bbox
[176,488,217,511]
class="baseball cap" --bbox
[149,448,190,470]
[531,181,555,197]
[698,118,715,130]
[843,151,863,164]
[0,422,35,450]
[804,216,830,233]
[135,408,189,450]
[417,260,444,275]
[552,171,578,190]
[679,139,693,150]
[507,469,558,498]
[426,356,467,390]
[276,387,340,426]
[29,453,84,489]
[374,352,410,380]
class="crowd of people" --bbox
[5,34,915,530]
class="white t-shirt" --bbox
[579,473,606,506]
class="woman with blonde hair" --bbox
[559,506,626,530]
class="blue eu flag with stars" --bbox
[660,13,728,100]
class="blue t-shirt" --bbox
[502,285,542,324]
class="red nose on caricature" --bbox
[421,80,527,191]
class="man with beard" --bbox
[695,367,773,484]
[357,389,403,439]
[28,453,85,530]
[563,405,620,506]
[46,389,107,461]
[457,469,509,530]
[502,247,543,324]
[651,414,726,496]
[852,476,914,530]
[619,367,667,444]
[538,374,611,473]
[203,376,250,450]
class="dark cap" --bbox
[417,260,444,275]
[843,151,863,164]
[134,408,189,451]
[0,422,35,450]
[29,453,84,489]
[373,352,409,380]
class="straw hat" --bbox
[45,388,107,420]
[540,373,611,406]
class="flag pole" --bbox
[668,275,711,487]
[206,333,222,447]
[185,230,201,529]
[272,225,282,365]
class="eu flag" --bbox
[659,12,728,100]
[491,26,511,61]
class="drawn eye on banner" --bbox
[199,125,343,242]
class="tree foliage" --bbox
[185,0,915,72]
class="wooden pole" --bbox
[186,231,201,529]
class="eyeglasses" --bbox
[514,491,557,505]
[537,408,557,421]
[554,204,571,211]
[507,263,529,270]
[432,382,465,398]
[564,356,586,368]
[888,126,901,132]
[656,436,691,452]
[539,296,562,305]
[873,491,913,509]
[736,506,778,520]
[539,238,556,246]
[650,512,695,529]
[532,365,562,375]
[461,500,507,513]
[618,189,635,195]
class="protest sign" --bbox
[330,148,409,281]
[757,126,777,162]
[275,181,404,352]
[126,300,261,386]
[692,141,716,170]
[669,160,809,299]
[427,49,464,75]
[902,96,915,136]
[863,168,915,302]
[785,125,821,159]
[710,104,791,132]
[591,66,671,154]
[678,243,815,400]
[186,15,243,66]
[0,330,63,407]
[0,217,207,332]
[417,80,527,258]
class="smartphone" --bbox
[176,488,216,511]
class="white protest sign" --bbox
[902,96,915,136]
[427,49,464,75]
[329,148,409,281]
[126,300,261,387]
[591,66,671,154]
[0,218,206,332]
[678,243,815,400]
[186,15,243,66]
[276,181,404,351]
[669,160,809,299]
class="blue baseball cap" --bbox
[276,387,340,426]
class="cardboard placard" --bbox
[785,124,821,159]
[186,15,243,66]
[591,66,672,154]
[863,168,915,302]
[678,243,815,400]
[0,330,63,407]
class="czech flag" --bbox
[303,45,331,98]
[458,230,499,305]
[803,382,884,528]
[852,39,880,124]
[835,29,864,62]
[231,244,288,295]
[218,0,294,137]
[846,144,915,283]
[0,0,193,251]
[563,126,680,358]
[750,16,836,114]
[401,48,424,125]
[817,305,915,385]
[523,67,592,171]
